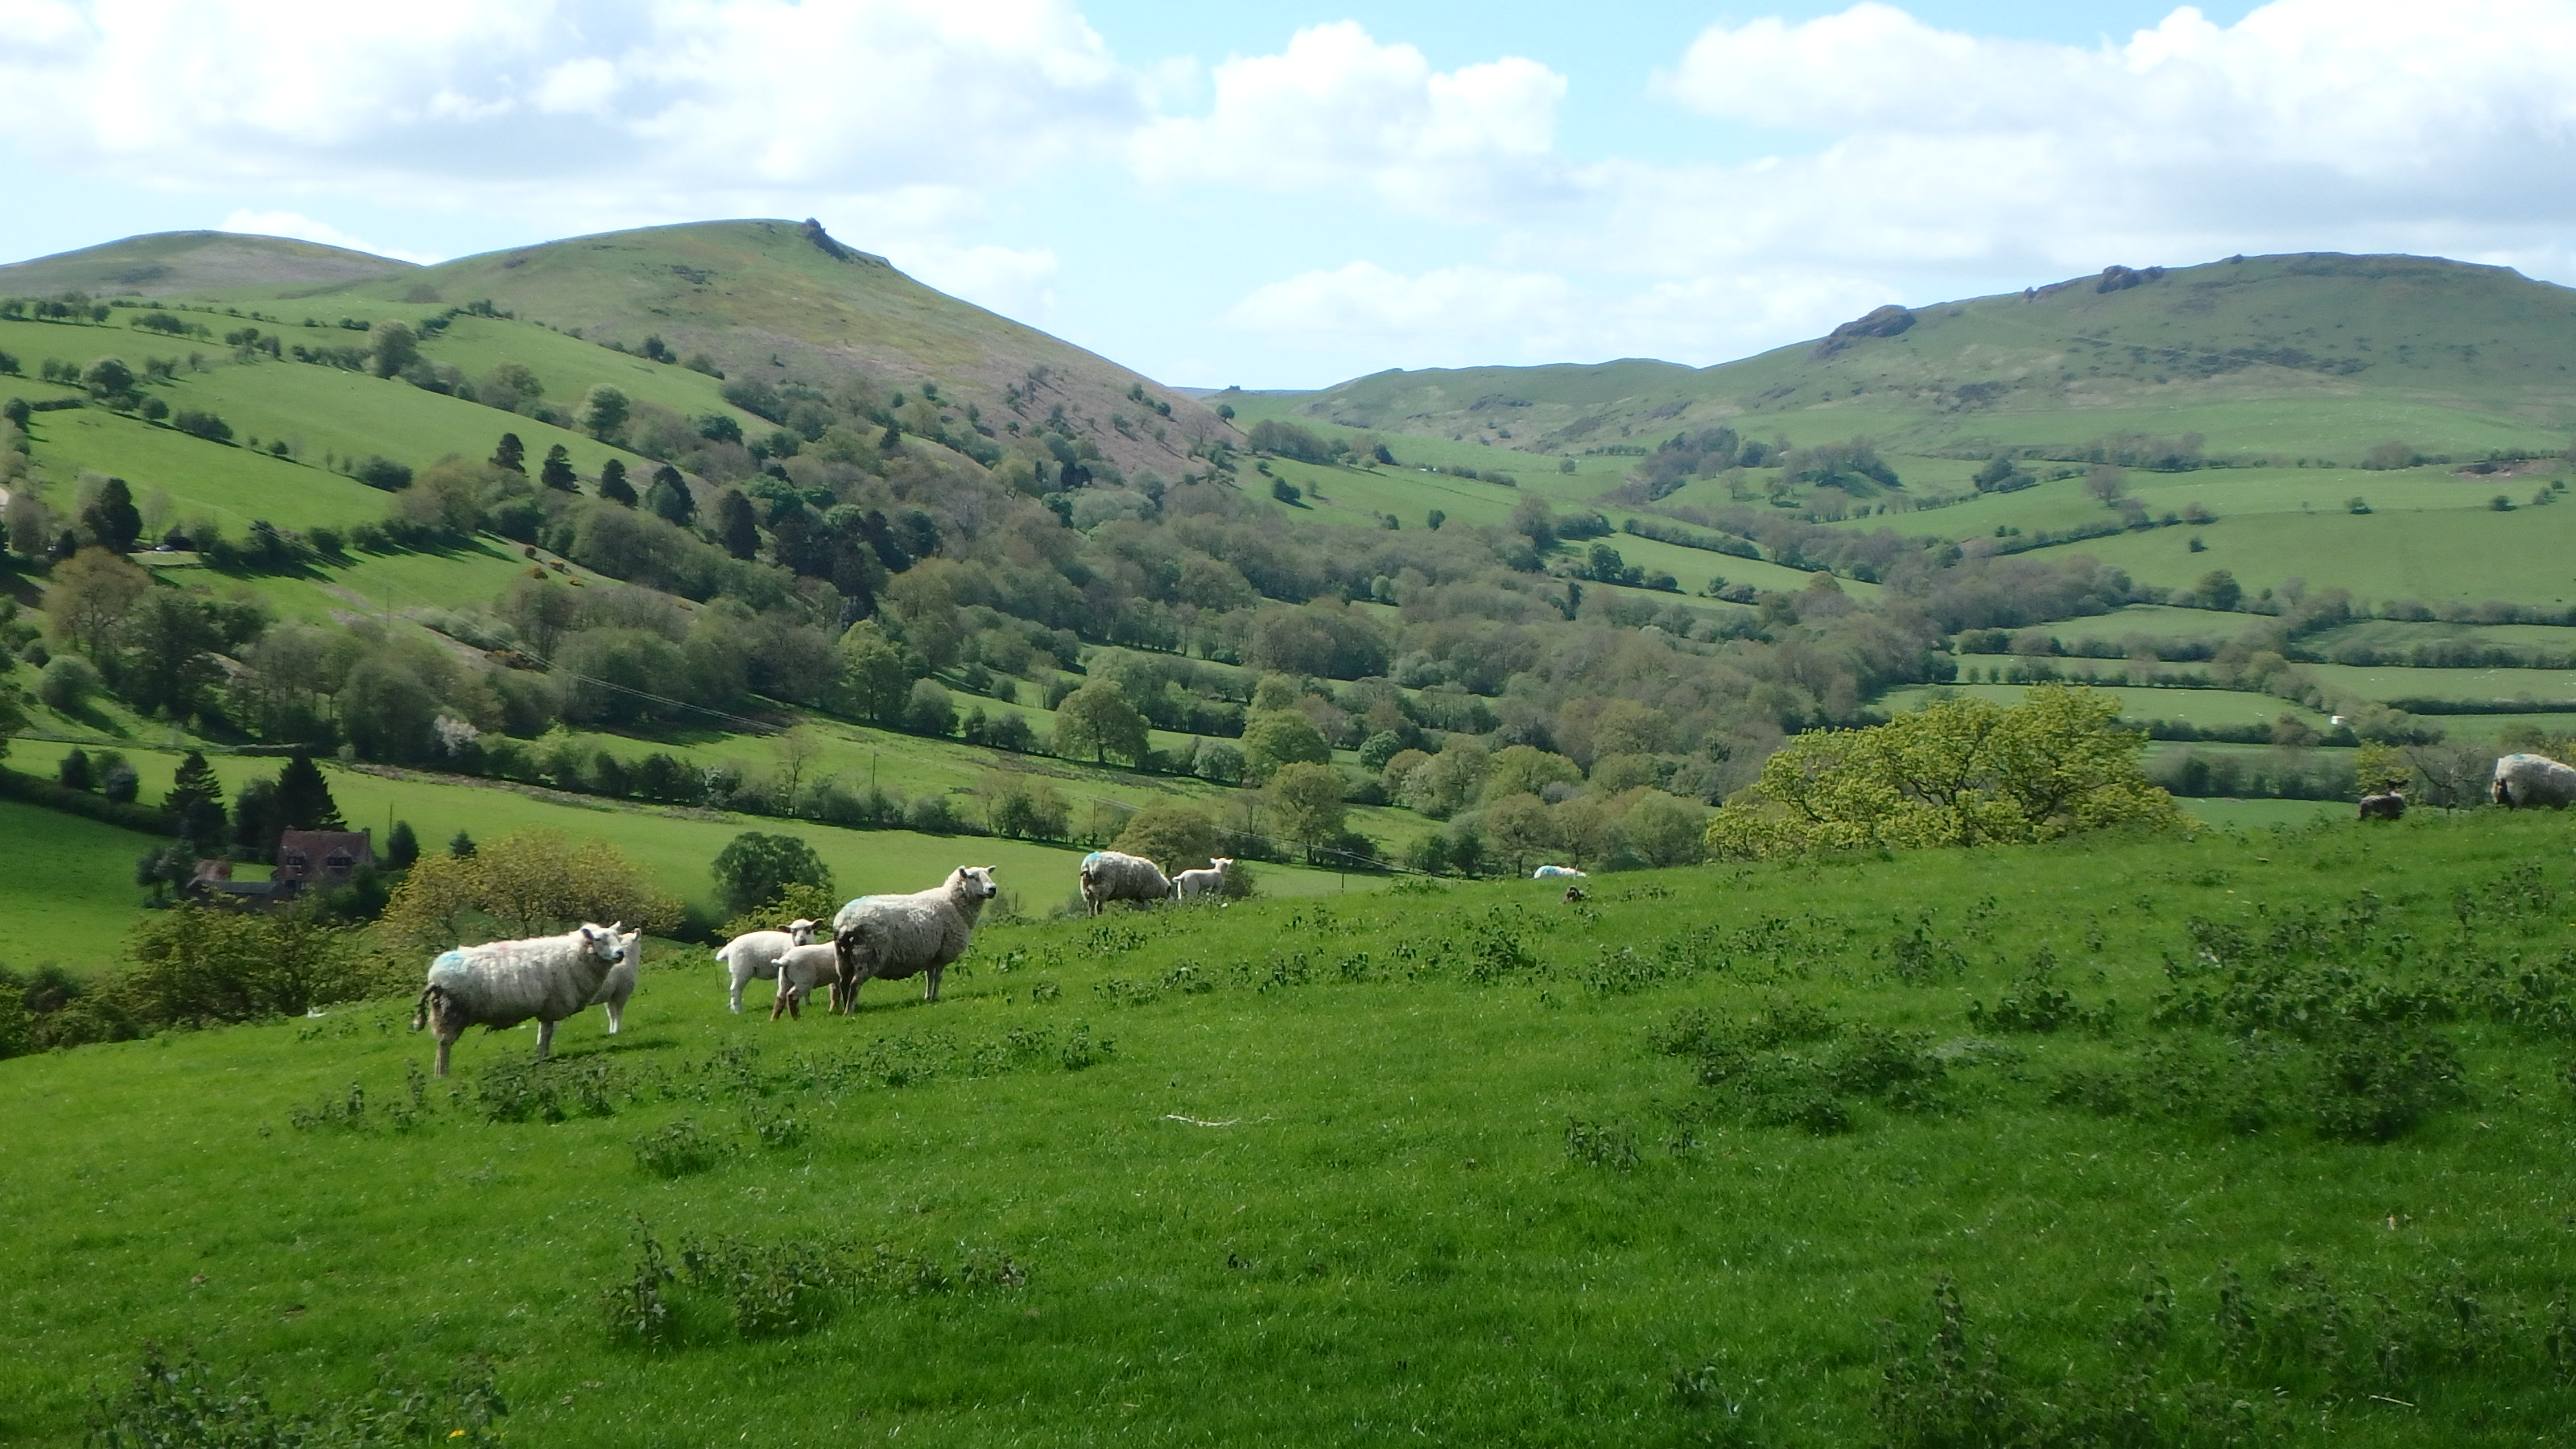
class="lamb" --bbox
[767,942,840,1021]
[712,919,819,1013]
[1080,850,1170,914]
[411,923,629,1077]
[2493,753,2576,809]
[830,866,999,1013]
[586,926,642,1033]
[2357,792,2407,821]
[1533,865,1587,880]
[1171,857,1234,902]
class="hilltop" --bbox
[0,230,417,297]
[1285,253,2576,460]
[6,221,1234,477]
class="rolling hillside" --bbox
[0,229,416,296]
[1279,253,2576,460]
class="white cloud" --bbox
[0,0,1143,230]
[217,210,443,265]
[884,242,1060,321]
[1635,0,2576,276]
[1131,22,1570,217]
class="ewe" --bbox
[2493,753,2576,808]
[1080,850,1171,914]
[830,867,999,1013]
[411,923,629,1077]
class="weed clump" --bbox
[87,1344,507,1447]
[631,1118,723,1178]
[1563,1117,1641,1170]
[1653,999,1946,1134]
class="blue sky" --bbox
[3,1,2566,388]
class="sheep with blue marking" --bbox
[1080,850,1170,915]
[411,923,629,1077]
[830,867,999,1013]
[2493,753,2576,808]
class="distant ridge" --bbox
[0,230,418,296]
[1283,252,2576,456]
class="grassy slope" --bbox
[5,817,2574,1445]
[1284,253,2576,460]
[0,231,415,295]
[1879,682,2328,729]
[0,798,172,973]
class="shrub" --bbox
[170,409,232,443]
[36,653,101,711]
[352,455,413,490]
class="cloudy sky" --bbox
[5,1,2573,387]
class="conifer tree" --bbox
[646,466,696,526]
[57,746,93,791]
[448,828,477,858]
[597,457,637,507]
[539,444,578,492]
[166,749,227,849]
[492,432,526,473]
[274,749,347,832]
[386,819,420,869]
[715,488,761,559]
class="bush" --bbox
[353,455,413,490]
[171,409,233,443]
[36,652,101,711]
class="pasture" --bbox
[1883,683,2328,730]
[6,815,2576,1445]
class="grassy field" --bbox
[2302,663,2576,704]
[6,815,2576,1444]
[2173,796,2354,829]
[0,798,177,974]
[0,740,1384,967]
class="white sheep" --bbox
[712,919,819,1014]
[2357,792,2406,821]
[767,942,840,1021]
[1533,865,1587,880]
[1171,857,1234,902]
[830,866,999,1013]
[1080,850,1170,914]
[411,923,629,1077]
[586,926,642,1033]
[2493,753,2576,809]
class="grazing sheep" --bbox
[411,923,629,1077]
[1080,850,1171,914]
[587,926,642,1033]
[1563,885,1587,903]
[713,919,818,1014]
[1171,857,1234,902]
[1533,865,1587,880]
[2358,792,2407,822]
[767,942,840,1021]
[2494,753,2576,808]
[830,867,999,1013]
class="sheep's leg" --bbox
[535,1018,556,1063]
[728,960,745,1013]
[605,1002,623,1035]
[925,965,943,1002]
[434,1031,454,1078]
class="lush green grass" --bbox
[8,816,2576,1444]
[0,798,170,973]
[2310,618,2576,654]
[2174,796,2355,828]
[2011,603,2263,648]
[2303,663,2576,704]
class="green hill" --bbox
[0,230,417,296]
[1285,253,2576,460]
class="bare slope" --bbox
[1289,253,2576,458]
[0,230,418,296]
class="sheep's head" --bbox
[787,918,819,946]
[956,866,999,899]
[1209,858,1233,873]
[580,923,628,963]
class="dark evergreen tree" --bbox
[56,747,93,791]
[597,457,637,507]
[539,444,579,492]
[80,477,143,553]
[448,828,477,858]
[385,819,419,869]
[166,749,227,849]
[492,432,526,473]
[646,466,696,526]
[273,749,346,832]
[715,488,761,559]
